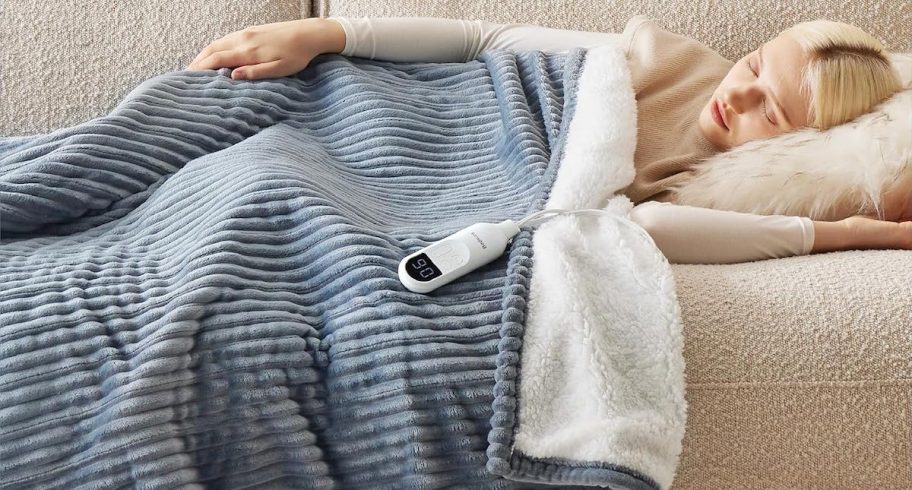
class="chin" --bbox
[698,108,730,150]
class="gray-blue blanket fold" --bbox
[0,51,656,489]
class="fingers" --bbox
[192,49,262,71]
[185,23,304,77]
[231,59,288,80]
[187,37,232,70]
[187,27,260,70]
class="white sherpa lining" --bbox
[514,44,686,490]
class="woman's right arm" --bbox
[187,17,619,80]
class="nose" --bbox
[722,83,763,114]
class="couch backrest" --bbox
[314,0,911,61]
[1,0,908,136]
[0,0,307,136]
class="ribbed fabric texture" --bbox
[0,52,616,489]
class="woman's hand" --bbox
[812,172,912,254]
[812,215,912,254]
[842,215,912,250]
[186,18,346,80]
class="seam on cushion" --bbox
[688,378,911,389]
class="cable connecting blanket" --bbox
[0,45,684,489]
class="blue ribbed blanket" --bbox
[0,48,678,490]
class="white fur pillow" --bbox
[670,52,912,221]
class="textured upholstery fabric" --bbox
[313,0,912,61]
[0,0,306,135]
[672,251,912,489]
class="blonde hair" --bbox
[785,20,901,129]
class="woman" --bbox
[186,16,909,264]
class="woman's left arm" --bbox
[628,201,911,264]
[328,17,620,63]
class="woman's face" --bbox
[698,32,812,150]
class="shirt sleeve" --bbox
[327,17,621,62]
[628,201,816,264]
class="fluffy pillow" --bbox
[670,52,912,221]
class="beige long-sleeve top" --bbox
[327,16,816,264]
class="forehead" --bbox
[760,33,811,127]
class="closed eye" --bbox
[748,56,778,125]
[762,99,775,124]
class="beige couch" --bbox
[2,1,910,488]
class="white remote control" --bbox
[398,220,520,293]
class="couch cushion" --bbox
[678,382,910,489]
[0,0,305,136]
[671,249,912,489]
[314,0,911,62]
[673,250,911,385]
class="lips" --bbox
[712,99,729,130]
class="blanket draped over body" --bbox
[0,45,685,490]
